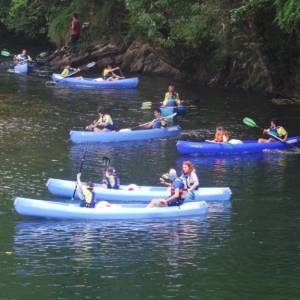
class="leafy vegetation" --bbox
[0,0,299,93]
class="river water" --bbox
[0,69,300,299]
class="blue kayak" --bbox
[52,74,139,89]
[46,178,232,202]
[160,106,187,117]
[14,197,208,220]
[14,63,33,74]
[176,137,300,155]
[70,125,181,143]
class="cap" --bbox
[169,168,177,179]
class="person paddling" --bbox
[138,108,168,129]
[102,167,120,190]
[258,118,288,143]
[162,84,181,107]
[103,65,122,81]
[147,169,185,208]
[14,49,32,65]
[86,106,114,132]
[60,63,80,77]
[76,172,96,208]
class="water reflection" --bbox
[14,204,231,275]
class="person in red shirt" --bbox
[69,13,81,50]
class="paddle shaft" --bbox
[131,113,177,130]
[71,149,87,200]
[244,117,285,143]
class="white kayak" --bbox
[14,197,208,220]
[46,178,232,202]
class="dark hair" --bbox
[87,181,94,189]
[97,106,105,114]
[271,118,278,126]
[153,108,161,114]
[73,13,78,19]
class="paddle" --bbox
[101,156,111,179]
[45,61,96,86]
[71,148,88,200]
[116,67,125,78]
[1,50,12,57]
[120,112,177,131]
[242,117,284,142]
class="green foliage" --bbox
[0,0,55,36]
[274,0,300,32]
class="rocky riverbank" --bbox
[46,36,300,100]
[47,38,182,79]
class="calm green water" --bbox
[0,69,300,300]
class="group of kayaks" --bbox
[9,54,300,221]
[14,179,232,220]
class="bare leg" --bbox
[146,199,167,208]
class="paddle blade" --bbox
[243,117,259,128]
[163,112,177,119]
[101,157,111,167]
[1,50,11,57]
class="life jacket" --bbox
[103,68,115,79]
[103,175,120,189]
[170,178,185,200]
[96,114,114,129]
[17,54,29,63]
[269,127,279,137]
[181,172,199,191]
[152,118,162,129]
[82,189,96,208]
[269,126,287,138]
[165,92,178,107]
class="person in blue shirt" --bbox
[147,169,185,208]
[138,108,167,129]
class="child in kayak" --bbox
[207,127,230,143]
[103,65,122,81]
[76,172,96,208]
[86,106,114,132]
[258,118,288,143]
[162,84,181,107]
[60,62,83,80]
[147,169,185,208]
[103,167,120,189]
[60,63,80,77]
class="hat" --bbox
[161,169,177,181]
[169,168,177,180]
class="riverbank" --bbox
[46,35,300,100]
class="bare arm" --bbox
[165,188,180,204]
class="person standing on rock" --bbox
[69,13,81,51]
